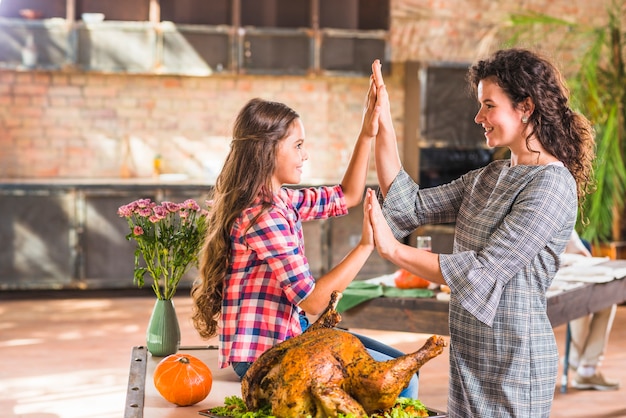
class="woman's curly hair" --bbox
[468,48,596,205]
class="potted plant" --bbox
[505,1,626,251]
[118,198,210,356]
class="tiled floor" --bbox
[1,289,624,418]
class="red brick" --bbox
[11,106,44,118]
[13,84,49,95]
[48,86,82,96]
[83,86,119,97]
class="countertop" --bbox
[0,177,212,188]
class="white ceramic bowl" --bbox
[82,13,105,23]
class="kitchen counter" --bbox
[0,180,213,290]
[0,177,213,193]
[1,180,392,290]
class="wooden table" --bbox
[125,345,242,418]
[338,260,626,334]
[124,345,447,418]
[124,261,626,416]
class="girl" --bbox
[191,61,418,398]
[367,48,595,417]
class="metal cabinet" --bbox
[0,0,389,76]
[0,191,74,289]
[0,182,211,290]
[0,182,392,290]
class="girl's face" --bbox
[271,118,308,190]
[474,78,528,150]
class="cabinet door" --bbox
[82,194,144,287]
[241,29,311,74]
[161,24,232,75]
[160,0,232,25]
[75,22,156,72]
[0,194,73,289]
[302,221,325,278]
[0,20,70,70]
[321,34,386,75]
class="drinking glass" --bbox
[416,236,432,251]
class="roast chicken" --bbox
[241,291,446,418]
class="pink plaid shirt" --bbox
[218,185,348,368]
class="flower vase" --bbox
[146,299,180,357]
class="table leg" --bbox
[125,346,148,418]
[560,323,571,394]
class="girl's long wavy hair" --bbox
[191,98,300,339]
[468,48,596,206]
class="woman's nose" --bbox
[474,108,483,124]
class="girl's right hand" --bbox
[360,189,376,249]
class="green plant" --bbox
[117,198,209,300]
[506,1,626,244]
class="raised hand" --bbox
[366,188,399,259]
[371,59,393,136]
[372,60,401,196]
[360,60,384,139]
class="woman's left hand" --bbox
[366,189,400,259]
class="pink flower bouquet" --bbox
[118,198,209,300]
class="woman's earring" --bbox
[522,115,529,124]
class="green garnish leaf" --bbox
[208,396,429,418]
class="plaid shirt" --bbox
[219,185,347,368]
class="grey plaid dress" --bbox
[381,159,577,418]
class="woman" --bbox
[191,60,418,398]
[367,48,595,416]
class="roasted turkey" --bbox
[241,291,446,418]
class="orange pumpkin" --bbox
[153,353,213,406]
[393,269,431,289]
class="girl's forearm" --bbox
[341,133,374,208]
[299,242,373,315]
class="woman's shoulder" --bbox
[458,158,508,182]
[505,162,576,197]
[468,159,575,195]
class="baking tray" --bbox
[198,406,447,417]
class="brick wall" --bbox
[0,0,614,183]
[0,71,388,183]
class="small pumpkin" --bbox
[153,353,213,406]
[393,268,431,289]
